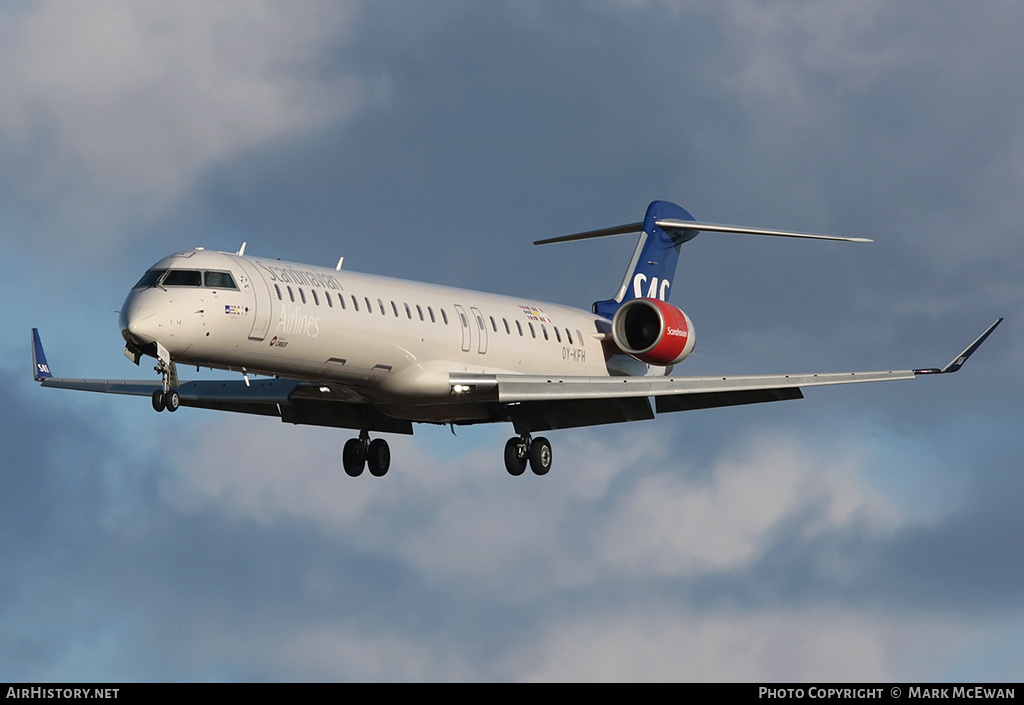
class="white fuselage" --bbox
[119,249,636,412]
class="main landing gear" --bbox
[342,430,391,477]
[504,434,552,476]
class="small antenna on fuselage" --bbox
[336,257,344,271]
[237,242,247,256]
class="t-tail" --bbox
[590,201,697,318]
[534,200,872,320]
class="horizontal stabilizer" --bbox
[654,219,872,243]
[535,219,870,245]
[534,222,644,245]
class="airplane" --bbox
[32,200,1002,477]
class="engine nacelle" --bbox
[611,298,696,366]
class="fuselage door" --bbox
[470,306,487,354]
[235,258,273,340]
[453,304,472,353]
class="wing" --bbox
[449,318,1004,432]
[30,329,413,434]
[32,319,1001,435]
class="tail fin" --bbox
[591,201,697,318]
[534,200,871,319]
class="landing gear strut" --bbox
[343,431,390,477]
[151,349,180,413]
[504,434,552,476]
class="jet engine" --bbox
[611,298,696,366]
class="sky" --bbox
[1,0,1023,682]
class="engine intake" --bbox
[611,298,696,366]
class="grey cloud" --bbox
[4,0,1024,682]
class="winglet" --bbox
[31,329,53,381]
[914,318,1003,375]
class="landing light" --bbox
[451,384,475,394]
[319,386,331,393]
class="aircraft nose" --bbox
[120,305,157,345]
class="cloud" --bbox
[5,0,1024,682]
[0,0,367,257]
[595,435,898,576]
[160,416,901,593]
[517,607,909,681]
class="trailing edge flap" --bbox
[490,369,917,404]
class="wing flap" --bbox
[492,369,916,403]
[655,387,803,413]
[509,396,655,432]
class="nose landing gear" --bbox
[151,347,181,412]
[151,387,180,412]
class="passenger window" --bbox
[503,319,510,335]
[326,292,332,307]
[204,271,237,289]
[288,286,295,302]
[364,297,372,313]
[577,330,583,346]
[417,305,424,321]
[299,289,307,304]
[554,327,561,343]
[490,316,497,332]
[566,329,572,345]
[404,303,412,319]
[441,309,448,325]
[476,315,484,330]
[541,324,548,340]
[312,290,319,306]
[274,285,282,300]
[338,293,346,309]
[133,269,167,289]
[391,301,399,317]
[516,321,523,336]
[377,298,385,315]
[459,312,468,327]
[428,306,436,323]
[528,322,536,338]
[352,295,359,312]
[162,270,202,287]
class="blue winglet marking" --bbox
[31,328,53,381]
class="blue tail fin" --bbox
[592,201,697,319]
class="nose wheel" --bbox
[151,388,180,412]
[504,434,552,476]
[150,346,181,413]
[343,431,390,477]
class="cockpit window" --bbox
[134,269,167,288]
[204,271,237,289]
[162,270,202,287]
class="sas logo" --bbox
[632,273,670,301]
[224,305,245,316]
